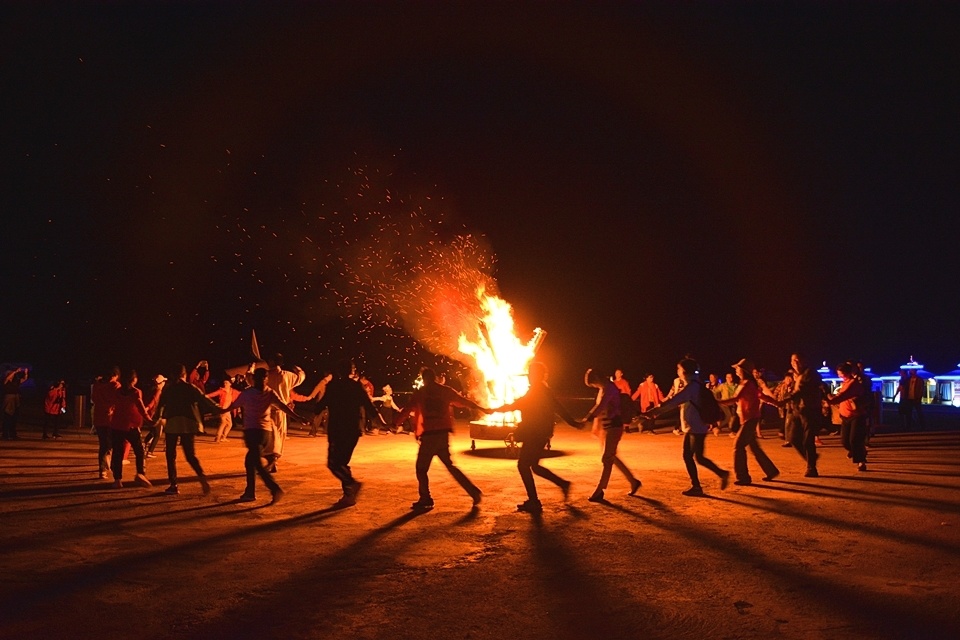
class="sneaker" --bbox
[681,486,704,497]
[559,480,572,502]
[628,478,642,496]
[733,479,752,486]
[762,471,780,481]
[804,468,819,478]
[672,428,682,436]
[781,442,792,448]
[111,481,123,489]
[411,499,435,511]
[719,470,730,490]
[164,485,180,495]
[468,488,482,506]
[134,473,152,488]
[517,499,543,514]
[238,493,256,503]
[200,477,211,495]
[336,493,357,507]
[122,459,130,466]
[270,488,284,504]
[815,437,824,446]
[99,471,109,480]
[146,452,156,458]
[587,490,604,503]
[857,463,867,472]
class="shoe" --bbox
[629,478,642,496]
[53,434,62,439]
[146,452,156,458]
[559,480,572,502]
[720,470,730,490]
[468,488,483,506]
[733,479,752,486]
[762,471,780,481]
[804,468,819,478]
[336,493,357,507]
[347,481,362,501]
[111,481,123,489]
[99,471,109,480]
[682,486,704,497]
[238,493,256,503]
[134,473,152,488]
[781,442,792,448]
[587,490,604,503]
[517,500,543,514]
[672,428,682,436]
[200,477,211,495]
[857,463,867,472]
[270,488,284,504]
[410,499,435,511]
[815,437,824,446]
[164,485,179,495]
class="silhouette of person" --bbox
[583,368,642,502]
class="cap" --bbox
[155,375,167,384]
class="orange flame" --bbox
[457,287,545,425]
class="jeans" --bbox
[786,410,819,471]
[682,432,725,488]
[165,433,205,486]
[110,429,145,481]
[243,429,280,496]
[840,415,868,464]
[415,430,479,501]
[733,418,779,482]
[518,436,566,501]
[327,431,361,493]
[595,426,636,492]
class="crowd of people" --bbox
[0,349,908,514]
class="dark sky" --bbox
[3,2,960,392]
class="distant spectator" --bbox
[207,379,240,443]
[42,379,67,439]
[189,361,210,393]
[108,369,153,489]
[2,367,28,441]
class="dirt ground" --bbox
[1,423,958,640]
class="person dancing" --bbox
[583,368,642,503]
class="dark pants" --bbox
[42,412,62,437]
[786,410,819,472]
[110,429,145,481]
[2,412,18,439]
[902,400,925,431]
[327,431,361,493]
[243,429,280,496]
[733,418,779,482]
[165,433,205,486]
[416,430,479,501]
[144,420,164,454]
[95,425,112,473]
[840,415,868,464]
[595,426,636,492]
[518,436,566,501]
[682,432,725,488]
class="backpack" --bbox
[691,381,725,425]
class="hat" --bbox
[155,374,167,384]
[732,358,755,372]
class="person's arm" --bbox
[268,390,309,423]
[719,383,745,406]
[582,388,604,422]
[394,393,419,427]
[361,390,389,426]
[828,380,861,405]
[549,390,584,429]
[447,387,491,415]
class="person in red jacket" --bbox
[828,362,868,471]
[394,368,490,511]
[91,367,120,479]
[108,369,153,489]
[42,380,67,439]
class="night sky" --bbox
[3,2,960,393]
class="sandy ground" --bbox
[1,423,959,640]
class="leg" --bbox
[128,430,147,475]
[165,433,179,486]
[109,430,125,481]
[517,439,544,501]
[851,415,868,466]
[327,433,360,494]
[414,434,440,502]
[96,426,112,476]
[799,411,819,474]
[682,432,700,488]
[733,418,756,482]
[435,435,480,500]
[691,432,727,480]
[180,434,209,492]
[840,417,854,458]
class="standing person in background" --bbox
[108,369,152,490]
[372,385,401,433]
[583,368,642,502]
[632,373,665,433]
[220,368,308,504]
[292,372,332,437]
[154,365,211,496]
[904,369,927,432]
[207,379,240,443]
[720,359,779,485]
[491,362,583,513]
[714,372,739,436]
[317,359,387,507]
[645,358,730,497]
[829,362,869,472]
[2,367,28,441]
[612,369,638,430]
[263,353,306,473]
[359,374,379,435]
[394,368,487,512]
[91,367,120,478]
[143,375,166,458]
[42,379,67,440]
[189,361,210,394]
